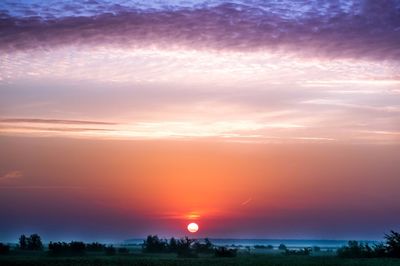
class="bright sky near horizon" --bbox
[0,0,399,242]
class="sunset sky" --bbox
[0,0,399,242]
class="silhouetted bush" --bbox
[176,237,197,258]
[193,238,214,253]
[0,243,10,255]
[104,246,116,256]
[337,241,366,258]
[337,241,387,258]
[48,241,85,255]
[214,247,237,257]
[142,235,214,257]
[254,244,274,249]
[285,248,311,256]
[86,242,105,252]
[19,234,43,250]
[278,244,287,251]
[372,243,387,258]
[142,235,168,253]
[69,242,86,254]
[385,230,400,258]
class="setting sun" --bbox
[187,223,199,233]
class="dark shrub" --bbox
[193,238,214,253]
[69,241,86,254]
[86,242,105,252]
[385,230,400,258]
[214,247,237,257]
[337,241,364,258]
[142,235,168,253]
[48,241,85,255]
[48,242,68,255]
[372,243,387,258]
[254,244,273,249]
[336,241,384,258]
[285,248,311,256]
[0,243,10,255]
[176,237,197,258]
[105,246,116,256]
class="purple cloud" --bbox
[0,1,399,60]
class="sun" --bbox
[187,222,199,233]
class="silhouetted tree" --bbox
[27,234,43,250]
[385,230,400,258]
[169,237,178,252]
[176,237,197,257]
[18,235,27,250]
[19,234,43,250]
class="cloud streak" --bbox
[1,1,399,60]
[0,170,22,180]
[0,118,117,125]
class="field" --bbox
[1,253,400,266]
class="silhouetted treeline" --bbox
[48,241,119,256]
[142,235,234,257]
[337,231,400,258]
[2,230,400,259]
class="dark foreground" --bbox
[1,254,400,266]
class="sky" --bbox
[0,0,399,242]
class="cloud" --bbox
[0,118,116,135]
[0,118,117,125]
[0,1,399,60]
[0,170,23,180]
[241,197,252,206]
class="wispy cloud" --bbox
[241,198,252,206]
[0,185,83,190]
[0,170,23,180]
[0,118,117,125]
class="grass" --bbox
[1,253,400,266]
